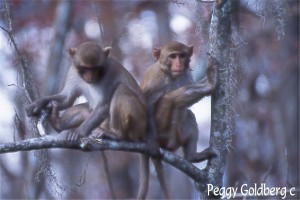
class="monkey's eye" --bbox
[76,66,104,74]
[168,53,177,59]
[179,53,187,58]
[76,66,86,74]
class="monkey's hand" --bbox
[58,128,90,141]
[206,53,218,87]
[207,53,219,70]
[147,141,161,158]
[187,147,217,163]
[26,99,49,117]
[57,130,80,141]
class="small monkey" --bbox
[26,42,147,141]
[141,41,217,162]
[137,41,217,199]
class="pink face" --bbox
[167,52,189,77]
[76,65,105,84]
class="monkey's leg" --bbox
[49,103,91,132]
[155,96,175,133]
[182,110,216,163]
[154,95,183,151]
[109,84,146,141]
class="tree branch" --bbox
[0,137,206,183]
[1,0,38,103]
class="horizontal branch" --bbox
[0,136,206,182]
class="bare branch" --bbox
[2,0,41,138]
[0,137,206,183]
[1,0,38,103]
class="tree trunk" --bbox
[197,0,233,198]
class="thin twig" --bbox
[1,0,37,103]
[7,83,24,90]
[0,24,9,33]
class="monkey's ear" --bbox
[188,45,194,56]
[104,47,111,58]
[153,48,161,60]
[68,48,77,57]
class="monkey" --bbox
[26,41,166,199]
[140,41,218,163]
[26,41,146,141]
[135,41,218,199]
[26,42,148,198]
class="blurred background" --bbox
[0,0,298,199]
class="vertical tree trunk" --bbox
[197,0,233,198]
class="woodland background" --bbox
[0,0,299,199]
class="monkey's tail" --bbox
[137,155,150,199]
[152,158,172,199]
[101,151,116,199]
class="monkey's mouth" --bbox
[172,71,183,76]
[84,78,101,84]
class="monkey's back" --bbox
[108,56,146,106]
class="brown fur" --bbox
[140,41,218,198]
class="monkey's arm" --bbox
[158,61,217,109]
[26,94,65,116]
[26,68,81,117]
[142,86,165,152]
[141,65,167,103]
[77,103,109,137]
[26,89,79,117]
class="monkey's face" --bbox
[156,41,193,78]
[76,65,106,84]
[167,52,190,77]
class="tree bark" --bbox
[197,0,233,198]
[0,137,207,183]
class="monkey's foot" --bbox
[90,128,118,140]
[56,130,80,141]
[188,148,217,163]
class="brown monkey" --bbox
[136,42,217,199]
[26,42,150,198]
[26,42,146,141]
[141,41,217,163]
